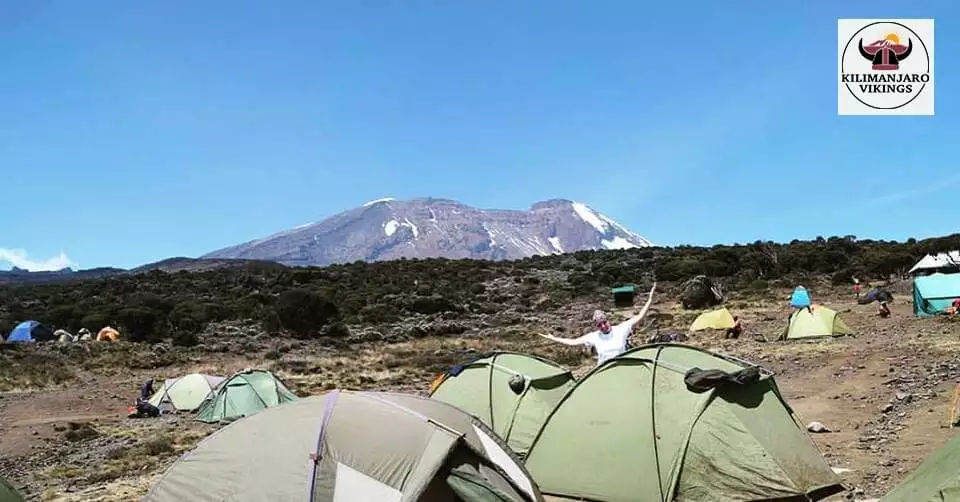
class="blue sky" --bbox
[1,1,956,270]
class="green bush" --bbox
[275,289,339,338]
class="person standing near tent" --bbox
[537,282,657,365]
[852,278,861,299]
[725,316,743,339]
[790,286,813,314]
[878,301,891,318]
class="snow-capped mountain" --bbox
[202,197,653,267]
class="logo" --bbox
[838,19,934,115]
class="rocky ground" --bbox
[2,284,959,501]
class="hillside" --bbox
[2,233,956,344]
[202,197,653,266]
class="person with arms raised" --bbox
[538,282,657,365]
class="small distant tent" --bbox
[145,391,543,502]
[523,344,844,502]
[689,308,736,331]
[96,326,120,342]
[149,373,225,412]
[77,328,92,341]
[5,321,55,343]
[776,305,852,341]
[194,369,297,423]
[858,287,894,305]
[880,430,960,502]
[0,474,24,502]
[913,273,960,317]
[54,329,76,343]
[611,285,636,308]
[429,351,576,456]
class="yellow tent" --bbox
[776,305,852,340]
[689,308,736,331]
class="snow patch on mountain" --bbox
[363,197,395,207]
[602,236,638,250]
[571,201,608,233]
[384,220,400,236]
[548,237,564,253]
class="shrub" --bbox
[117,307,161,343]
[275,289,339,338]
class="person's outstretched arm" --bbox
[537,332,591,346]
[621,282,657,330]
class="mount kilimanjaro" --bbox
[202,197,653,267]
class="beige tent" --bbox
[145,390,544,502]
[689,308,736,331]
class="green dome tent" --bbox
[523,344,844,502]
[194,369,297,423]
[776,305,852,341]
[428,351,576,456]
[0,474,24,502]
[880,431,960,501]
[149,373,225,412]
[145,391,544,502]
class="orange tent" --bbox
[96,326,120,342]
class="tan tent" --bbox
[96,326,119,342]
[149,373,225,412]
[145,390,544,502]
[54,329,75,343]
[689,308,736,331]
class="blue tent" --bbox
[6,321,55,343]
[914,273,960,317]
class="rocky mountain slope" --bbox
[202,197,653,267]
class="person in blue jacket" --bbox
[790,286,813,314]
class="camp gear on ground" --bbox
[0,473,24,502]
[130,398,161,418]
[689,308,736,331]
[429,352,576,457]
[149,373,224,412]
[144,390,544,502]
[683,365,761,392]
[775,305,852,341]
[880,425,960,501]
[646,332,688,344]
[96,326,119,342]
[5,321,56,343]
[913,273,960,317]
[858,287,894,305]
[523,343,843,502]
[790,286,812,308]
[194,369,297,423]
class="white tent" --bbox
[910,251,960,275]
